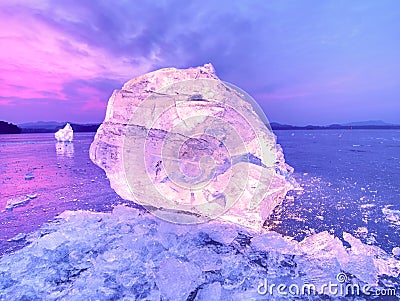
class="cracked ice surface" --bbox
[0,205,399,300]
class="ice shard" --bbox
[54,123,73,142]
[90,64,294,230]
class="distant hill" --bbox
[270,122,295,130]
[0,121,21,134]
[271,121,400,130]
[341,120,394,126]
[13,120,400,133]
[19,121,64,129]
[18,121,100,133]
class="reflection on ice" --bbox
[55,142,74,157]
[0,206,398,300]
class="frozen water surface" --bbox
[0,133,136,254]
[267,130,400,252]
[0,130,400,300]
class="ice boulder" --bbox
[90,64,295,231]
[55,123,73,142]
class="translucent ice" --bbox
[5,195,31,210]
[24,173,34,180]
[195,282,222,301]
[0,206,399,300]
[54,123,73,142]
[156,258,202,301]
[90,64,295,231]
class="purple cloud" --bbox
[0,0,399,124]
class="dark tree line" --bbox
[0,121,21,134]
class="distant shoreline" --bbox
[18,123,400,133]
[1,121,400,134]
[0,124,400,135]
[270,125,400,130]
[19,127,99,134]
[0,121,100,135]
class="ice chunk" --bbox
[0,206,399,300]
[89,64,295,231]
[187,248,222,271]
[7,233,26,242]
[393,247,400,256]
[342,232,400,283]
[54,123,73,142]
[251,231,301,254]
[5,195,31,210]
[299,231,349,261]
[24,173,34,180]
[199,222,238,244]
[26,193,37,199]
[344,254,378,284]
[343,232,385,257]
[382,205,400,226]
[195,282,221,301]
[295,255,342,291]
[156,257,202,301]
[36,232,67,250]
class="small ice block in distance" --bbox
[55,123,73,142]
[24,173,34,180]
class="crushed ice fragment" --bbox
[156,257,201,301]
[7,233,26,242]
[200,222,238,244]
[382,205,400,226]
[26,193,37,199]
[5,196,31,210]
[24,173,34,180]
[0,206,399,299]
[195,282,221,301]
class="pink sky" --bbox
[1,1,399,125]
[0,5,154,123]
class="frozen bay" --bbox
[0,130,399,299]
[0,133,137,255]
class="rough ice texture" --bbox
[5,194,37,211]
[0,206,399,300]
[55,123,73,142]
[89,64,294,230]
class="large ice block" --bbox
[89,64,295,230]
